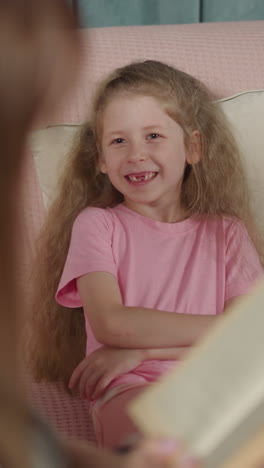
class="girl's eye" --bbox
[147,133,160,140]
[111,138,125,144]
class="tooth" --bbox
[128,173,156,181]
[146,172,154,180]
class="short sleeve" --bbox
[56,207,117,308]
[225,219,263,302]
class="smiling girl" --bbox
[28,60,263,450]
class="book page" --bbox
[128,280,264,468]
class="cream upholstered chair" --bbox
[20,21,264,442]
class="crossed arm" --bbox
[69,272,239,399]
[77,271,219,349]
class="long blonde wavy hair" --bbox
[27,60,263,387]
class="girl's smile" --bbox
[99,94,198,222]
[125,171,158,184]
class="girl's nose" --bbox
[127,142,147,163]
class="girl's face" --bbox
[99,94,199,222]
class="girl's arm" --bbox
[77,272,219,349]
[144,346,190,360]
[69,345,190,399]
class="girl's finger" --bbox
[136,439,198,468]
[124,439,180,468]
[92,373,113,399]
[85,373,100,400]
[68,357,90,389]
[78,366,94,399]
[79,366,100,399]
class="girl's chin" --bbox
[123,197,159,208]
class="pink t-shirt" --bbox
[56,204,263,386]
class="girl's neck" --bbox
[122,200,187,224]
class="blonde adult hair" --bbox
[27,60,263,387]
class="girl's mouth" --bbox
[125,171,158,184]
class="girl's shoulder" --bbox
[74,204,137,228]
[71,206,116,238]
[208,215,254,249]
[74,205,114,226]
[221,215,249,235]
[203,214,247,231]
[198,215,251,244]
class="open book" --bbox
[128,279,264,468]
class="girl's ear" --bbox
[98,157,107,174]
[186,130,202,165]
[97,147,107,174]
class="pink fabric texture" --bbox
[57,205,263,316]
[21,371,96,442]
[41,21,264,126]
[22,21,264,442]
[91,386,148,448]
[56,206,263,448]
[56,205,263,420]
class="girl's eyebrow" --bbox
[104,130,125,137]
[104,125,165,138]
[142,125,164,130]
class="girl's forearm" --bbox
[99,305,218,348]
[142,345,190,361]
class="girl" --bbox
[28,60,263,450]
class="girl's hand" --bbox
[68,346,145,400]
[124,439,198,468]
[65,438,198,468]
